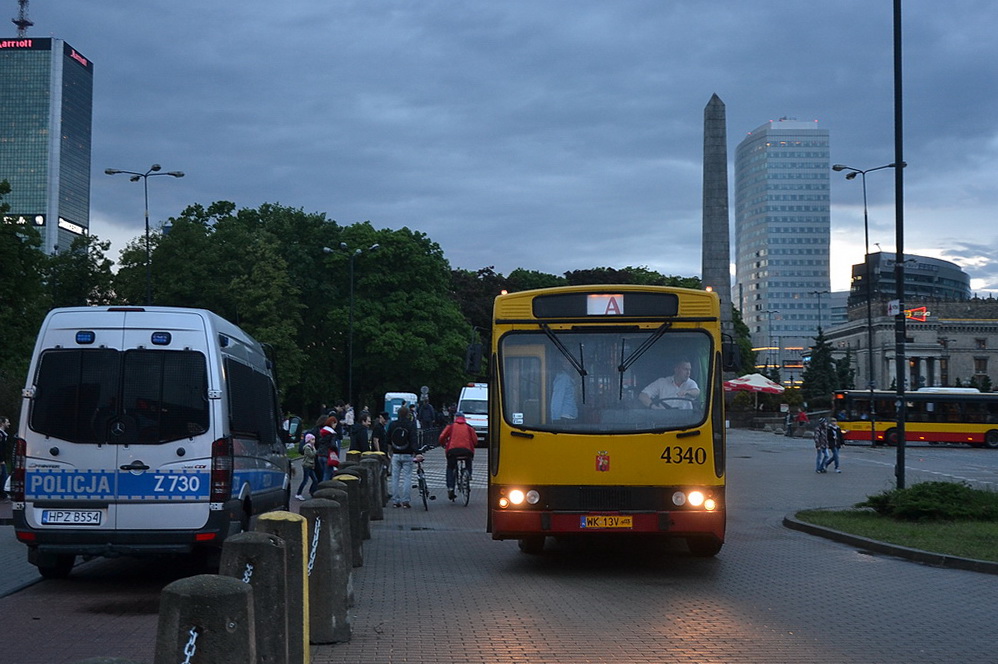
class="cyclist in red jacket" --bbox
[438,412,477,501]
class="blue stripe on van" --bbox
[25,469,210,501]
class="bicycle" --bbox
[413,445,435,510]
[455,455,471,507]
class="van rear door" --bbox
[113,318,213,531]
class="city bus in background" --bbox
[487,285,739,556]
[833,388,998,449]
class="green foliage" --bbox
[730,306,756,372]
[0,181,50,422]
[856,481,998,522]
[835,348,856,391]
[45,234,115,307]
[801,328,839,409]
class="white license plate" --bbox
[41,509,102,525]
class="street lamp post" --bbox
[808,290,830,331]
[105,164,184,305]
[324,242,380,407]
[832,162,902,447]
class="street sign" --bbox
[887,299,900,316]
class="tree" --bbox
[0,180,50,423]
[731,306,756,373]
[835,349,856,391]
[801,328,839,409]
[45,234,115,307]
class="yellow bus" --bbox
[833,388,998,448]
[487,285,738,556]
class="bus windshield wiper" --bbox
[539,323,587,404]
[618,322,672,399]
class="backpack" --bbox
[389,422,411,452]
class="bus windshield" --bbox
[499,328,712,434]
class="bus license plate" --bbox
[41,509,102,525]
[581,515,632,529]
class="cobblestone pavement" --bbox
[1,430,997,663]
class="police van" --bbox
[457,382,488,445]
[11,306,291,578]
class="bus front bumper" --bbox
[490,509,725,541]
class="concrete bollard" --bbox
[362,451,389,508]
[312,487,355,606]
[300,498,352,643]
[155,574,254,664]
[346,449,362,466]
[333,474,364,566]
[337,467,372,540]
[361,456,385,520]
[220,531,289,664]
[256,511,309,664]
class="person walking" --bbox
[295,433,319,500]
[822,417,844,473]
[387,406,419,508]
[814,417,829,474]
[315,415,340,482]
[438,411,477,501]
[0,415,11,500]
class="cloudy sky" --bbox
[20,1,998,294]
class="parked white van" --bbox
[457,382,488,444]
[12,306,291,578]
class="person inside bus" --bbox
[639,359,700,410]
[549,355,579,422]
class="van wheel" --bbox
[985,431,998,449]
[37,553,76,579]
[518,536,545,554]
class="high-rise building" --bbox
[733,118,830,373]
[0,37,93,254]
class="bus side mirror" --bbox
[721,338,741,373]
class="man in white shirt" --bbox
[639,359,700,410]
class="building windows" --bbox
[974,357,988,375]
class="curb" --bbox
[783,513,998,575]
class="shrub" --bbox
[856,481,998,522]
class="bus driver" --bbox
[639,359,700,410]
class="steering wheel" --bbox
[648,396,696,410]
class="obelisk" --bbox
[702,94,733,334]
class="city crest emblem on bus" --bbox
[596,451,610,472]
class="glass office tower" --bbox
[0,37,93,253]
[733,118,830,374]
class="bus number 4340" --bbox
[660,446,707,464]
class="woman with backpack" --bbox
[387,406,419,508]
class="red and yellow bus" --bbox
[487,285,737,556]
[833,388,998,448]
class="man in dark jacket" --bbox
[386,406,419,507]
[350,413,373,453]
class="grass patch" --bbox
[795,482,998,563]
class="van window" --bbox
[226,358,279,446]
[459,399,488,415]
[30,348,209,445]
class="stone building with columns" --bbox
[825,297,998,391]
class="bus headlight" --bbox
[508,489,525,505]
[688,491,705,507]
[704,498,717,511]
[525,490,540,505]
[672,491,686,506]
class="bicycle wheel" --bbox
[460,467,471,506]
[418,472,429,510]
